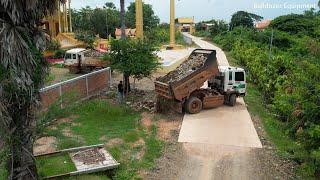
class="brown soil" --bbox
[144,111,298,180]
[112,71,166,91]
[33,136,57,155]
[105,138,124,148]
[133,138,146,160]
[141,112,153,130]
[156,119,181,141]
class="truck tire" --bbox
[229,94,237,106]
[185,97,203,114]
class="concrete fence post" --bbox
[59,84,63,108]
[86,75,89,97]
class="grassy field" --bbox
[36,100,163,179]
[36,154,76,178]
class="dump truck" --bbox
[64,48,107,74]
[155,49,246,114]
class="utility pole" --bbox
[169,0,175,47]
[269,28,274,60]
[135,0,144,39]
[106,9,109,37]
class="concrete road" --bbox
[183,33,229,66]
[177,34,263,180]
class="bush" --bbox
[53,49,66,59]
[47,40,61,51]
[213,15,320,177]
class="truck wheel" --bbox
[186,97,203,114]
[229,94,237,106]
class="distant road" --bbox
[182,33,229,67]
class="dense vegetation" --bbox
[71,2,160,39]
[126,2,160,31]
[210,10,320,177]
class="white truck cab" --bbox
[209,66,246,96]
[64,48,87,66]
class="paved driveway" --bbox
[178,98,262,148]
[176,34,263,180]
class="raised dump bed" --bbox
[155,49,218,101]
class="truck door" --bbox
[225,70,234,92]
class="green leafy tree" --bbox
[0,0,57,179]
[230,11,263,29]
[72,6,120,38]
[125,2,160,30]
[209,20,228,36]
[72,6,93,32]
[75,31,96,49]
[108,39,160,93]
[271,14,316,37]
[104,2,116,9]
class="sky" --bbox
[71,0,319,22]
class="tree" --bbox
[104,2,116,9]
[209,20,228,36]
[72,6,120,38]
[0,0,57,179]
[126,2,160,30]
[75,31,96,49]
[72,6,93,32]
[271,14,316,36]
[108,39,160,93]
[230,11,263,29]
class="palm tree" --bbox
[0,0,57,179]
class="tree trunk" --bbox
[7,102,38,180]
[120,0,126,39]
[124,74,131,95]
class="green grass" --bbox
[122,131,140,143]
[36,153,76,178]
[71,100,140,145]
[37,100,163,179]
[244,84,299,157]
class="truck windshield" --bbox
[235,72,244,81]
[65,53,71,59]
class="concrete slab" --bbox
[178,98,262,148]
[70,147,119,172]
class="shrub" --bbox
[53,49,66,59]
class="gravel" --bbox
[157,53,208,83]
[84,50,104,58]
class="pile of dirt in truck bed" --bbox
[84,50,104,58]
[157,53,208,83]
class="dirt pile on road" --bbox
[157,53,208,83]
